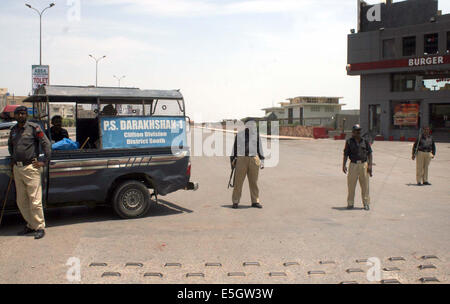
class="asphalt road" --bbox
[0,128,449,284]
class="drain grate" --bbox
[101,272,121,278]
[283,262,299,267]
[356,259,368,263]
[381,279,401,284]
[228,272,246,277]
[308,270,326,275]
[340,281,358,284]
[388,257,405,261]
[186,273,205,278]
[421,255,438,260]
[144,272,163,278]
[165,263,182,267]
[319,261,336,265]
[205,263,222,267]
[243,262,260,267]
[418,264,437,270]
[346,268,364,273]
[383,267,400,272]
[89,262,107,267]
[125,262,143,267]
[419,277,440,283]
[269,272,287,277]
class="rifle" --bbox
[228,167,235,189]
[228,158,236,189]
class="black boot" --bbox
[34,229,45,240]
[251,203,263,209]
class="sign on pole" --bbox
[32,65,50,94]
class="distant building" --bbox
[262,96,346,126]
[347,0,450,141]
[50,104,75,119]
[0,88,30,111]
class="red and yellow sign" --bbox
[393,103,419,127]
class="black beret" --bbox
[352,124,362,131]
[14,106,28,114]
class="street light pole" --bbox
[25,3,55,65]
[89,55,107,87]
[113,75,126,87]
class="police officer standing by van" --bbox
[8,106,51,239]
[342,124,373,211]
[230,119,264,209]
[412,126,436,186]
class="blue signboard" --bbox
[100,116,187,150]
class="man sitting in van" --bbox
[50,115,69,143]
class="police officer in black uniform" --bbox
[412,126,436,185]
[342,124,373,211]
[8,106,51,239]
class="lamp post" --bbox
[113,75,126,87]
[25,3,55,65]
[89,55,106,87]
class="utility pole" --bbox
[113,75,126,87]
[25,3,55,65]
[89,55,106,87]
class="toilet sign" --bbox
[32,65,50,93]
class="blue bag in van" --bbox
[52,138,80,150]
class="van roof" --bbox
[24,85,183,103]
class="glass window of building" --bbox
[392,74,417,92]
[392,73,450,92]
[383,39,396,58]
[424,33,438,55]
[402,36,416,56]
[311,105,321,112]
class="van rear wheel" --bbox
[112,180,151,219]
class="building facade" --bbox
[0,88,30,111]
[262,96,345,127]
[348,0,450,141]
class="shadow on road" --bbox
[332,207,365,211]
[405,183,422,187]
[221,204,253,209]
[0,199,193,236]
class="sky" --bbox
[1,0,449,122]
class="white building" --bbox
[262,96,345,126]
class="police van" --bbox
[0,85,197,219]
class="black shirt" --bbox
[344,137,372,163]
[50,126,69,142]
[231,128,265,161]
[8,121,52,163]
[413,136,436,155]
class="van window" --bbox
[152,99,184,116]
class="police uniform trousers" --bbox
[347,162,370,207]
[232,156,260,205]
[13,164,46,230]
[416,151,433,184]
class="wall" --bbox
[279,125,313,138]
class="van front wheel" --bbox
[112,180,151,219]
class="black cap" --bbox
[14,106,28,114]
[352,124,362,131]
